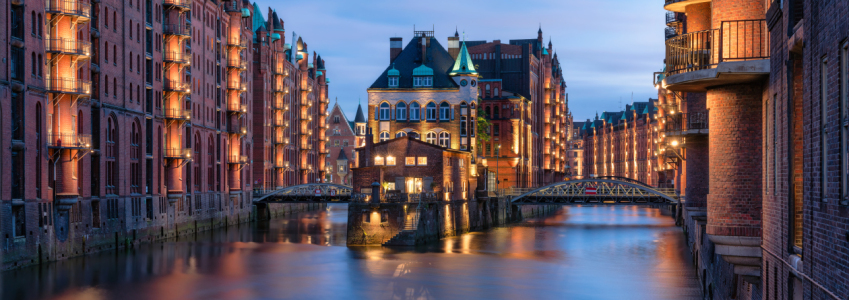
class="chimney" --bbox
[390,37,403,64]
[448,36,460,59]
[420,35,427,63]
[364,127,374,167]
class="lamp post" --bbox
[495,144,501,196]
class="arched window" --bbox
[494,106,500,119]
[409,131,420,140]
[439,102,451,120]
[396,131,407,138]
[37,14,42,37]
[31,52,36,76]
[379,131,389,142]
[396,102,406,121]
[410,102,420,121]
[460,116,468,136]
[426,132,437,144]
[460,102,468,115]
[130,121,141,193]
[208,136,214,191]
[105,75,109,95]
[105,115,118,195]
[438,132,450,148]
[379,102,390,120]
[426,102,437,121]
[31,11,35,35]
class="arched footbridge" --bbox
[254,183,356,203]
[507,179,679,205]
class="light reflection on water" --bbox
[1,205,701,300]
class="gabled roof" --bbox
[353,103,366,123]
[369,37,459,89]
[326,102,355,137]
[337,148,348,160]
[449,41,477,76]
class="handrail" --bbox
[666,19,768,76]
[45,0,91,19]
[46,78,91,95]
[45,38,91,56]
[164,51,190,64]
[48,133,91,149]
[163,24,191,37]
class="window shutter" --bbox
[374,107,379,120]
[451,108,454,120]
[423,177,433,193]
[391,105,394,120]
[395,177,405,193]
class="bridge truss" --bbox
[255,183,355,203]
[509,179,678,205]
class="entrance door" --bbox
[405,177,422,193]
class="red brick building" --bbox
[0,0,328,269]
[352,132,472,201]
[324,102,365,185]
[466,29,572,188]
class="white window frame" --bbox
[438,132,450,148]
[380,102,390,120]
[414,77,422,87]
[396,102,406,120]
[379,131,389,142]
[440,103,451,121]
[426,132,437,144]
[396,131,407,138]
[426,103,437,121]
[410,102,420,120]
[388,76,398,87]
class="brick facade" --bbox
[0,0,328,270]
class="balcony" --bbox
[227,38,248,48]
[662,112,709,136]
[228,155,248,165]
[164,148,192,160]
[45,38,91,57]
[271,101,289,111]
[664,19,769,92]
[163,0,191,11]
[666,12,683,26]
[226,81,246,91]
[272,83,288,94]
[163,24,191,38]
[46,78,91,95]
[164,51,190,65]
[47,133,91,149]
[226,58,247,69]
[273,66,288,76]
[664,27,677,40]
[664,0,710,13]
[227,103,247,115]
[299,128,313,136]
[164,80,190,93]
[228,123,247,136]
[273,135,289,145]
[45,0,91,21]
[274,161,290,169]
[162,108,191,121]
[300,144,313,151]
[272,117,288,127]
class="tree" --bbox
[476,104,492,149]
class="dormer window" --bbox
[388,76,399,87]
[387,63,400,88]
[412,64,434,88]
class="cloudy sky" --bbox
[252,0,666,122]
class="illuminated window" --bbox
[406,157,416,166]
[386,156,396,166]
[426,132,437,144]
[374,156,384,166]
[439,132,450,148]
[418,157,427,166]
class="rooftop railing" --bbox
[666,19,768,76]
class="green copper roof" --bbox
[387,63,400,77]
[241,8,251,18]
[620,112,628,121]
[642,105,649,114]
[316,71,323,76]
[542,48,549,55]
[271,33,280,41]
[326,78,330,84]
[413,64,434,76]
[251,3,265,31]
[449,42,478,76]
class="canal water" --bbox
[1,205,701,300]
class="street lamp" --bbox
[495,144,501,196]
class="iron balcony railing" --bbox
[162,108,191,121]
[226,58,247,69]
[666,19,768,76]
[271,101,288,111]
[45,0,91,20]
[227,103,247,114]
[164,51,190,64]
[665,27,678,40]
[163,0,191,10]
[272,117,288,127]
[661,112,709,134]
[226,81,245,91]
[46,78,91,95]
[228,123,247,135]
[228,155,248,164]
[163,24,191,37]
[273,161,290,168]
[164,148,191,159]
[47,133,91,149]
[666,12,682,25]
[273,82,288,93]
[273,66,288,76]
[45,38,91,57]
[227,38,248,48]
[273,135,289,145]
[164,80,189,93]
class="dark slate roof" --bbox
[464,40,488,48]
[348,121,355,131]
[508,39,543,54]
[632,102,649,116]
[369,37,459,89]
[353,103,366,123]
[337,148,348,160]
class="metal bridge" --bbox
[507,179,679,205]
[254,183,355,203]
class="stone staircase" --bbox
[383,209,420,246]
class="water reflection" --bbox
[2,205,700,300]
